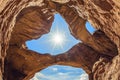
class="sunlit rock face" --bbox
[0,0,120,80]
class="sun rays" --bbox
[48,26,69,52]
[26,14,80,55]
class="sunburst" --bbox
[48,26,68,52]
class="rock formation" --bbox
[0,0,120,80]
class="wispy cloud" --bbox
[79,73,89,80]
[52,67,58,71]
[31,65,89,80]
[31,72,88,80]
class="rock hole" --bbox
[85,21,96,34]
[31,65,88,80]
[26,14,80,55]
[26,14,88,80]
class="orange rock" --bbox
[0,0,119,80]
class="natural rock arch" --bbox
[0,0,120,80]
[5,4,117,80]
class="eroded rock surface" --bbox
[0,0,120,80]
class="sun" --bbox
[52,33,64,45]
[49,28,67,50]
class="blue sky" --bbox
[26,14,95,80]
[26,14,80,55]
[31,65,88,80]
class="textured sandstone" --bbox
[0,0,120,80]
[10,6,54,45]
[5,47,55,80]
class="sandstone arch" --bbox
[0,0,120,80]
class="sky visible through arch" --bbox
[26,14,95,80]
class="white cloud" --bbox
[58,72,65,75]
[30,72,47,80]
[31,72,69,80]
[52,67,58,71]
[31,72,89,80]
[51,0,70,4]
[79,73,89,80]
[30,65,89,80]
[31,76,39,80]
